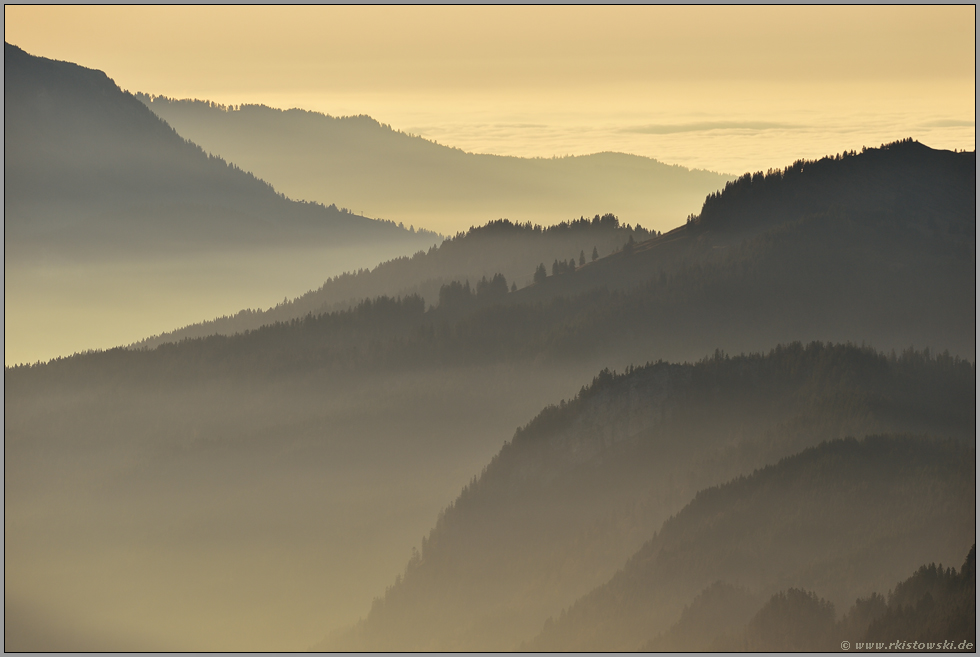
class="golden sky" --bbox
[5,5,976,173]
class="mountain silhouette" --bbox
[4,42,437,259]
[138,95,734,233]
[4,42,441,366]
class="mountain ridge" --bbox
[137,94,735,234]
[4,41,438,257]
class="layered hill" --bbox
[4,42,437,259]
[4,42,442,365]
[137,95,734,234]
[6,138,974,650]
[527,436,975,651]
[133,214,651,348]
[321,346,975,650]
[8,140,972,383]
[8,138,972,384]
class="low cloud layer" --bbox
[621,121,804,135]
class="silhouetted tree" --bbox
[552,259,576,276]
[438,280,472,308]
[592,246,599,262]
[534,263,547,284]
[476,273,508,300]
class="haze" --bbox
[5,6,974,176]
[4,7,976,653]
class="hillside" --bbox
[137,95,734,235]
[320,346,975,650]
[4,42,438,365]
[4,42,436,258]
[132,215,652,349]
[524,435,974,651]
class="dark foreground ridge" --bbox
[322,343,974,651]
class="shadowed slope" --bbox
[526,435,975,651]
[321,346,974,651]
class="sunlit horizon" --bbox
[5,6,975,177]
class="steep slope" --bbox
[4,42,436,258]
[321,346,975,650]
[4,42,439,365]
[525,435,975,651]
[137,95,734,234]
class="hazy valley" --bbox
[4,35,976,655]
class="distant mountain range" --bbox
[4,42,438,260]
[138,95,735,233]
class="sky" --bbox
[5,5,975,176]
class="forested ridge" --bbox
[523,435,975,651]
[132,214,650,348]
[129,138,975,352]
[692,138,973,235]
[321,344,975,651]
